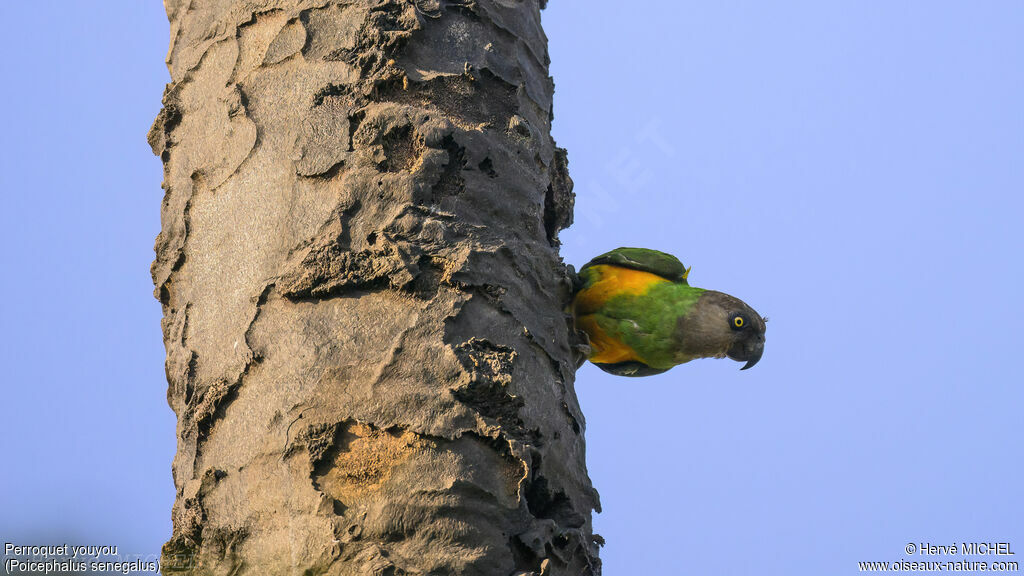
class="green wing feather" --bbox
[593,361,670,377]
[580,247,690,284]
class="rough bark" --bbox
[149,1,598,574]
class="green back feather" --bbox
[581,247,690,284]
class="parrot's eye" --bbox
[731,315,746,330]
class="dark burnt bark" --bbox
[149,1,599,574]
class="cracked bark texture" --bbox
[149,0,598,574]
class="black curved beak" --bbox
[728,336,764,370]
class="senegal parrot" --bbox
[571,247,766,376]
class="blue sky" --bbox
[1,2,1021,574]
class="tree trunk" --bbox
[148,1,599,574]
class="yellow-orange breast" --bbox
[572,265,668,364]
